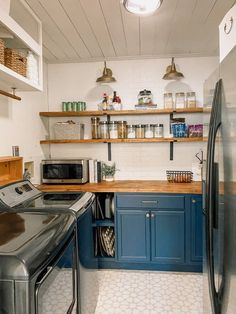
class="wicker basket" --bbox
[0,39,5,65]
[54,121,85,139]
[4,48,27,77]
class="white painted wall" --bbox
[0,63,48,184]
[46,57,217,181]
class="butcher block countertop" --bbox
[38,180,202,194]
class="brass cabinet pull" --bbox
[192,199,196,203]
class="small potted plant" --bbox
[102,162,118,181]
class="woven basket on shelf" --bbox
[4,48,27,77]
[0,39,5,65]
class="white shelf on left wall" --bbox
[0,1,43,91]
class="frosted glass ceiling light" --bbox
[123,0,162,15]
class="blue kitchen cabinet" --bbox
[151,210,185,264]
[190,195,203,262]
[117,210,151,262]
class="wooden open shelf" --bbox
[0,156,23,186]
[39,108,203,117]
[40,137,203,144]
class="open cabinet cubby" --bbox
[93,193,115,259]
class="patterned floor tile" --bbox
[95,270,203,314]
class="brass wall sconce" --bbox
[162,57,184,80]
[96,61,116,83]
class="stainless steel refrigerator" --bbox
[203,46,236,314]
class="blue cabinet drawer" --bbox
[116,194,185,210]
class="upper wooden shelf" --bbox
[40,137,203,144]
[39,108,203,117]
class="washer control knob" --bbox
[15,187,23,195]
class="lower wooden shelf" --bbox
[40,137,203,144]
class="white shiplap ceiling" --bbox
[25,0,236,63]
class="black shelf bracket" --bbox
[108,143,112,161]
[107,115,112,161]
[170,141,174,160]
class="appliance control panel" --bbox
[0,180,41,208]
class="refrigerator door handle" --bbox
[205,79,222,314]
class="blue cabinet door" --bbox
[117,210,151,262]
[151,210,185,264]
[190,196,203,262]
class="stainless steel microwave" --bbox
[41,159,89,184]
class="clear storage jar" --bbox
[153,124,164,138]
[91,117,100,139]
[109,121,118,139]
[127,125,136,139]
[118,121,127,139]
[138,90,153,105]
[144,124,154,138]
[175,92,185,109]
[135,124,145,138]
[99,121,109,139]
[164,93,173,109]
[186,92,196,108]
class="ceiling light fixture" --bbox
[96,61,116,83]
[162,57,184,80]
[123,0,162,15]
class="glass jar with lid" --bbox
[164,93,173,109]
[153,124,164,138]
[91,117,100,139]
[127,125,136,139]
[144,124,154,138]
[118,121,127,139]
[109,121,118,139]
[135,124,145,138]
[99,121,109,139]
[175,92,186,109]
[186,92,196,108]
[138,89,153,105]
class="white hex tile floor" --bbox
[95,270,203,314]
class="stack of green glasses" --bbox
[62,101,86,112]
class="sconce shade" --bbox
[162,57,184,80]
[96,61,116,83]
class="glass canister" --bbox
[99,121,109,139]
[91,117,100,139]
[186,92,196,108]
[175,92,185,109]
[127,125,136,139]
[135,124,145,138]
[164,93,173,109]
[118,121,127,139]
[109,121,118,139]
[144,124,154,138]
[138,90,153,105]
[153,124,164,138]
